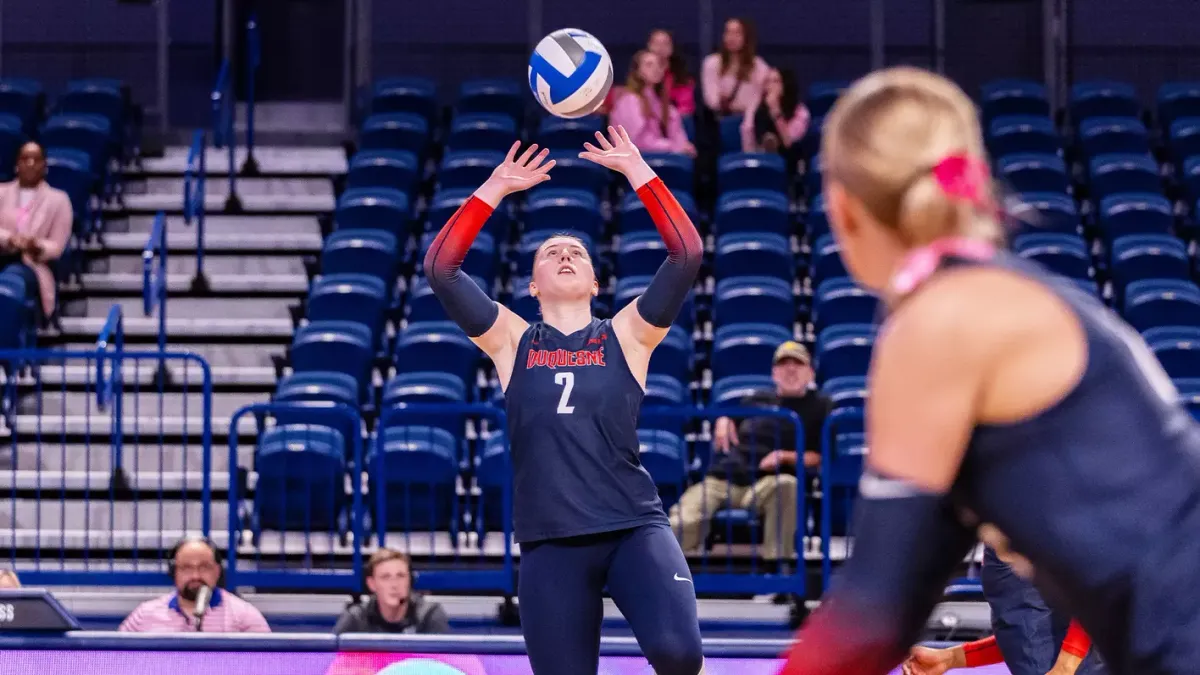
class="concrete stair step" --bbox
[29,342,282,387]
[3,442,250,475]
[123,177,335,213]
[138,146,348,177]
[81,254,310,294]
[59,297,296,338]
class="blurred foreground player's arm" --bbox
[903,619,1091,674]
[424,141,551,385]
[778,271,995,675]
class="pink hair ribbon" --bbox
[890,237,997,296]
[931,153,993,210]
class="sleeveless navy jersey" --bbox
[926,253,1200,672]
[504,318,669,543]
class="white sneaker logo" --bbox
[673,573,691,583]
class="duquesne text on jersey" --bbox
[526,346,607,369]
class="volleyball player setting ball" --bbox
[424,127,705,675]
[777,66,1200,675]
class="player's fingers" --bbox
[535,159,556,175]
[617,125,633,146]
[607,125,621,147]
[581,142,601,154]
[594,130,613,151]
[503,140,520,164]
[529,147,550,170]
[517,143,539,166]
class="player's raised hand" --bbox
[579,125,646,175]
[477,141,555,204]
[901,645,959,675]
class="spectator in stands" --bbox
[0,569,20,588]
[701,17,770,118]
[647,29,696,117]
[0,141,72,325]
[119,537,270,633]
[610,51,697,157]
[669,341,832,562]
[741,68,810,156]
[333,549,450,635]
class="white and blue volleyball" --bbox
[528,28,613,119]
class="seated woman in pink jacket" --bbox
[0,141,73,324]
[741,67,810,155]
[647,29,696,117]
[608,51,696,157]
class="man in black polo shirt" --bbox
[669,341,832,562]
[332,549,450,634]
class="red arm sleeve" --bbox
[1061,620,1091,659]
[963,636,1005,667]
[422,196,500,337]
[633,177,702,328]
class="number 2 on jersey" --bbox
[554,372,576,414]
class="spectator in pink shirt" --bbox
[647,29,696,117]
[609,51,696,157]
[119,537,270,634]
[741,67,810,155]
[701,17,770,117]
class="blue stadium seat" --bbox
[438,150,505,192]
[806,194,830,241]
[822,376,868,411]
[426,188,512,239]
[515,230,594,277]
[1012,233,1091,279]
[537,115,604,150]
[254,425,347,533]
[714,189,790,237]
[807,81,849,119]
[719,116,742,154]
[273,372,361,448]
[640,375,688,436]
[1124,280,1200,332]
[815,324,876,383]
[1088,154,1162,200]
[335,187,410,238]
[524,188,603,239]
[1168,117,1200,164]
[445,113,518,153]
[638,429,686,508]
[710,375,774,407]
[813,278,880,333]
[806,153,824,197]
[368,425,460,533]
[381,372,469,435]
[647,324,692,384]
[57,79,125,140]
[321,230,399,283]
[537,152,609,194]
[1183,156,1200,203]
[1007,192,1080,235]
[407,274,489,323]
[980,79,1050,122]
[717,152,788,194]
[616,231,669,278]
[508,275,541,323]
[1079,117,1151,158]
[457,79,524,121]
[997,153,1070,194]
[45,147,92,228]
[370,77,438,123]
[0,78,41,132]
[1175,378,1200,422]
[1143,326,1200,378]
[41,113,111,171]
[394,321,478,387]
[800,115,824,159]
[1110,235,1190,293]
[711,323,792,382]
[474,433,511,534]
[1073,277,1100,298]
[418,229,498,283]
[987,115,1060,158]
[346,150,420,195]
[613,275,694,331]
[714,233,793,281]
[811,234,848,287]
[0,271,31,348]
[643,153,695,194]
[307,273,388,338]
[619,189,699,235]
[0,114,23,181]
[1097,193,1173,241]
[290,320,374,387]
[1157,82,1200,130]
[713,276,795,331]
[360,113,429,157]
[1070,81,1140,122]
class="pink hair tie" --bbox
[931,153,992,209]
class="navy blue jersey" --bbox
[937,253,1200,672]
[504,318,668,543]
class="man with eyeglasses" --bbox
[119,537,270,633]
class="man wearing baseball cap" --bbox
[669,340,832,565]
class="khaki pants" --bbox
[667,474,799,561]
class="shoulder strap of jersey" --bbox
[887,237,997,305]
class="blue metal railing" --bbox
[182,130,207,285]
[141,212,167,357]
[242,13,261,176]
[819,406,867,590]
[210,60,239,212]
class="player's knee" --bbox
[644,630,704,675]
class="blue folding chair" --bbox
[717,152,788,194]
[1070,81,1140,122]
[253,425,347,534]
[1110,235,1189,294]
[813,278,880,333]
[714,189,790,237]
[614,275,694,331]
[713,233,793,281]
[381,372,469,436]
[1088,154,1162,200]
[57,79,125,152]
[524,188,603,240]
[445,113,518,153]
[370,77,438,124]
[1079,117,1151,158]
[1007,192,1080,235]
[822,376,868,411]
[711,323,792,382]
[1097,193,1173,242]
[290,320,375,390]
[514,230,593,277]
[334,187,410,238]
[368,425,460,534]
[1143,326,1200,378]
[1124,280,1200,332]
[643,153,695,195]
[41,114,111,175]
[438,150,506,192]
[1157,82,1200,130]
[711,374,774,407]
[273,373,361,448]
[815,323,876,383]
[457,79,525,121]
[1012,233,1091,279]
[713,276,795,331]
[393,321,478,387]
[987,115,1061,158]
[647,324,692,384]
[980,79,1050,122]
[807,81,849,119]
[407,274,490,323]
[997,153,1070,194]
[811,234,848,287]
[537,115,604,150]
[638,429,686,509]
[1168,117,1200,165]
[307,273,389,340]
[321,230,399,284]
[0,78,42,133]
[640,375,688,436]
[346,150,420,196]
[615,231,669,278]
[359,113,430,157]
[426,188,512,239]
[45,147,94,241]
[619,189,699,235]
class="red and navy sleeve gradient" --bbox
[633,177,703,328]
[963,635,1005,667]
[423,196,500,337]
